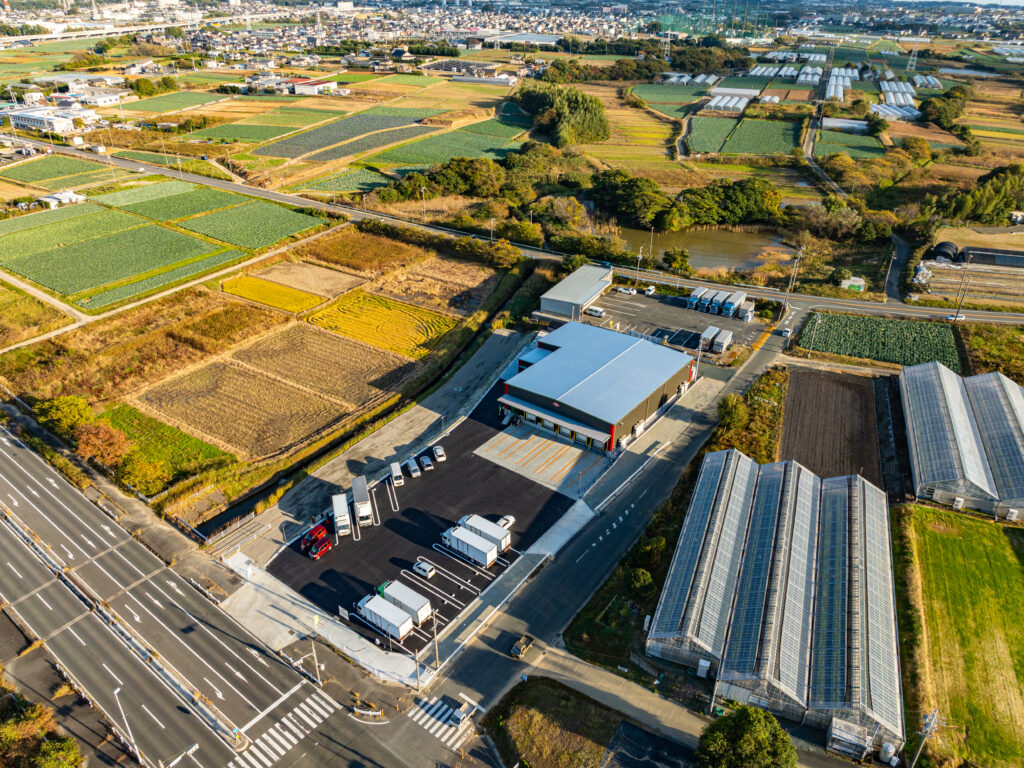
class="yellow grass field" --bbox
[308,290,457,359]
[932,225,1024,251]
[222,274,323,313]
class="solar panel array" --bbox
[901,362,1024,505]
[647,449,903,739]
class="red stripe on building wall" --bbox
[504,382,508,395]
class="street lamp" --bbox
[635,246,643,287]
[111,687,139,761]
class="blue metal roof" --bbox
[506,323,693,426]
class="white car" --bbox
[413,561,435,579]
[781,328,793,338]
[419,455,434,471]
[615,286,637,295]
[584,306,605,318]
[406,459,421,478]
[946,314,966,322]
[498,515,515,530]
[645,285,657,296]
[432,445,446,462]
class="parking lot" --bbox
[588,290,765,350]
[267,387,575,656]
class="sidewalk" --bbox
[211,328,530,567]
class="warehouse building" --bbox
[900,361,1024,516]
[536,264,613,322]
[499,323,695,453]
[647,449,903,756]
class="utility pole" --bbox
[419,186,425,219]
[784,248,802,310]
[433,615,440,670]
[881,244,896,301]
[953,252,972,318]
[909,709,942,768]
[635,246,643,287]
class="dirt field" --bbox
[255,260,363,297]
[293,227,433,274]
[885,121,963,145]
[372,255,498,315]
[0,179,39,197]
[779,368,881,485]
[139,360,342,458]
[232,324,417,406]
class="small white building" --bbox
[293,80,337,96]
[452,74,518,87]
[37,190,86,208]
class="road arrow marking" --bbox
[6,494,17,506]
[61,545,74,560]
[81,535,95,549]
[166,580,183,595]
[47,478,57,487]
[248,648,269,668]
[203,677,224,700]
[28,488,38,497]
[145,592,162,610]
[126,606,141,623]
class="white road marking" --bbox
[240,680,304,733]
[37,594,52,611]
[292,706,317,729]
[80,535,95,549]
[203,677,224,700]
[141,704,165,728]
[60,544,74,560]
[7,562,23,579]
[101,663,123,686]
[6,494,17,506]
[145,592,162,610]
[66,627,85,646]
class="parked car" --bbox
[432,445,446,462]
[419,455,434,472]
[780,328,793,338]
[615,286,636,295]
[448,701,472,727]
[584,306,605,318]
[498,515,515,530]
[413,561,436,579]
[300,524,327,552]
[511,634,535,659]
[946,314,966,321]
[406,459,421,478]
[308,537,332,560]
[645,285,656,296]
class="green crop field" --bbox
[255,107,443,158]
[0,208,143,257]
[0,202,103,235]
[187,123,295,142]
[80,249,245,310]
[309,290,457,359]
[307,124,438,162]
[459,117,530,138]
[374,74,444,86]
[2,225,216,295]
[814,129,886,159]
[721,118,801,155]
[93,179,196,206]
[367,128,523,166]
[799,312,961,370]
[179,201,320,249]
[0,155,106,183]
[330,73,383,83]
[686,116,739,153]
[99,403,232,485]
[297,167,391,193]
[631,84,708,103]
[244,107,343,126]
[129,91,224,112]
[900,505,1024,768]
[119,188,245,221]
[222,274,323,312]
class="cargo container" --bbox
[459,514,511,553]
[378,580,432,625]
[686,286,707,310]
[442,527,497,568]
[712,329,733,354]
[709,290,731,314]
[723,291,747,317]
[700,326,720,351]
[739,301,755,323]
[358,594,413,641]
[698,291,714,312]
[351,475,373,527]
[330,493,352,537]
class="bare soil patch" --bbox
[372,255,499,315]
[255,260,363,298]
[293,226,433,274]
[886,121,963,144]
[779,368,881,484]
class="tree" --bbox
[562,252,587,273]
[717,393,749,430]
[35,396,93,438]
[131,77,156,97]
[664,247,693,276]
[116,449,169,497]
[630,567,655,600]
[74,423,131,467]
[158,75,178,93]
[165,26,184,38]
[697,706,797,768]
[901,136,932,163]
[827,267,853,286]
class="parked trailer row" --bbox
[442,526,497,568]
[459,514,511,553]
[357,594,413,641]
[378,580,432,625]
[687,287,747,318]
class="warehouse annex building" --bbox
[900,361,1024,517]
[535,264,613,322]
[647,449,903,757]
[499,322,695,453]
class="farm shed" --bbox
[647,449,904,755]
[537,264,613,321]
[500,323,694,453]
[900,361,1024,517]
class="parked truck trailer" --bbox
[712,329,733,354]
[357,594,413,641]
[378,580,432,625]
[709,290,731,314]
[723,290,747,317]
[351,475,373,527]
[700,326,720,351]
[442,526,497,568]
[330,493,352,537]
[686,286,707,310]
[459,514,511,553]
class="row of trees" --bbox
[0,684,83,768]
[354,219,521,270]
[515,81,610,147]
[921,163,1024,225]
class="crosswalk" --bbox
[406,696,473,751]
[229,690,340,768]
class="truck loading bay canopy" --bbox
[496,394,611,443]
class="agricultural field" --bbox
[308,290,457,359]
[0,155,113,185]
[117,187,244,221]
[92,179,195,207]
[187,106,344,143]
[814,130,886,159]
[959,323,1024,385]
[797,312,961,370]
[366,127,524,166]
[374,256,499,315]
[113,151,232,180]
[632,83,708,107]
[0,288,286,401]
[232,324,416,406]
[897,505,1024,768]
[0,207,141,257]
[99,403,232,485]
[139,361,342,458]
[126,91,225,113]
[178,201,320,250]
[720,118,801,155]
[254,107,442,158]
[296,167,391,193]
[293,227,432,274]
[0,280,72,347]
[684,161,822,203]
[779,369,881,485]
[686,116,739,153]
[222,274,323,313]
[254,261,362,298]
[306,124,439,162]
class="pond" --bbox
[617,226,795,271]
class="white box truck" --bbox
[379,580,431,625]
[442,527,497,568]
[459,514,511,553]
[700,326,720,351]
[330,493,352,537]
[357,594,413,641]
[712,329,733,354]
[351,475,373,527]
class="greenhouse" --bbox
[900,361,1024,516]
[646,450,903,754]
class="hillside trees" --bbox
[514,81,610,146]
